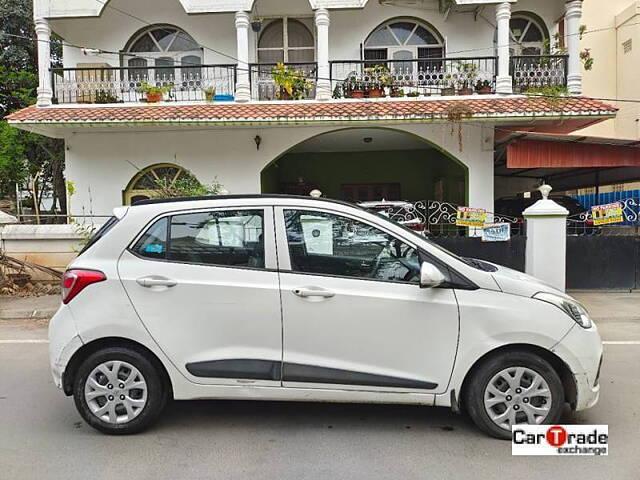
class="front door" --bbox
[275,206,459,393]
[118,206,282,386]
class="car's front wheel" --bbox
[73,347,167,434]
[464,351,565,439]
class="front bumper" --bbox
[552,323,603,411]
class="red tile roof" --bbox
[6,97,616,125]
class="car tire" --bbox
[73,347,167,435]
[464,351,565,440]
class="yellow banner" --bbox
[591,202,623,226]
[456,207,487,227]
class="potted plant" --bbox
[204,86,216,102]
[456,62,477,96]
[271,63,313,100]
[94,90,119,104]
[139,82,170,103]
[441,74,456,96]
[363,64,391,98]
[475,80,492,95]
[389,87,405,98]
[406,91,421,98]
[251,18,263,33]
[344,74,365,98]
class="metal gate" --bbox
[566,198,640,290]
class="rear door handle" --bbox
[136,276,177,288]
[292,287,335,298]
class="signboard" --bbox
[591,202,623,226]
[482,223,511,242]
[456,207,487,227]
[301,215,334,255]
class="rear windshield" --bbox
[77,216,119,256]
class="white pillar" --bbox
[34,17,53,107]
[235,11,251,102]
[495,2,512,94]
[565,0,583,95]
[314,8,331,101]
[523,185,569,292]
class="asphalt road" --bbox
[0,313,639,480]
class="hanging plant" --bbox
[444,102,474,152]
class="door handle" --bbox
[292,287,335,298]
[136,276,177,288]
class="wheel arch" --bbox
[457,343,577,412]
[62,337,174,399]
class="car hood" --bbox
[485,262,569,299]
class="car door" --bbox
[118,206,282,387]
[275,206,460,394]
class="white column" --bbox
[314,8,331,101]
[495,2,512,94]
[565,0,583,95]
[235,11,251,102]
[34,17,53,107]
[523,185,569,292]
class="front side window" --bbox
[132,210,265,268]
[284,210,420,283]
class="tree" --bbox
[0,0,66,215]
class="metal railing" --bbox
[51,64,237,104]
[330,57,497,98]
[510,55,569,93]
[249,62,318,101]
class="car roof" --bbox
[132,194,365,211]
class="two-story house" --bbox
[7,0,617,216]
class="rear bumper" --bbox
[48,305,83,391]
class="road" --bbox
[0,298,639,480]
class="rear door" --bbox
[118,206,283,387]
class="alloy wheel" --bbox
[84,360,148,424]
[483,366,552,430]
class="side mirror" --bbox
[420,262,446,289]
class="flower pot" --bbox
[440,88,455,96]
[477,87,492,95]
[204,91,216,102]
[457,88,474,96]
[367,87,385,98]
[349,90,365,99]
[251,21,262,33]
[146,92,163,103]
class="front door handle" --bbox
[292,287,335,298]
[136,276,177,288]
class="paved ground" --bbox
[0,293,639,479]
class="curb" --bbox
[0,309,57,320]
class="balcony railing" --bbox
[48,55,570,104]
[330,57,498,98]
[249,62,317,101]
[51,64,236,104]
[510,55,569,93]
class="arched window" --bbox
[257,18,315,63]
[506,14,548,56]
[123,164,199,205]
[364,19,444,62]
[123,25,203,82]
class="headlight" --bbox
[533,292,592,329]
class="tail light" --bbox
[61,269,106,304]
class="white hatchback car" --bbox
[49,195,602,438]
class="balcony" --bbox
[49,55,569,105]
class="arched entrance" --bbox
[260,128,467,205]
[122,163,199,205]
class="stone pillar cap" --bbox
[523,184,569,217]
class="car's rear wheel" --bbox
[73,347,166,434]
[464,351,564,439]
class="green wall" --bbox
[261,149,466,203]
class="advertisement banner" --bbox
[591,202,624,226]
[456,207,487,228]
[482,223,511,242]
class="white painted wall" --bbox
[64,122,494,216]
[51,0,564,69]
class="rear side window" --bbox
[78,216,119,255]
[132,210,265,268]
[133,217,168,259]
